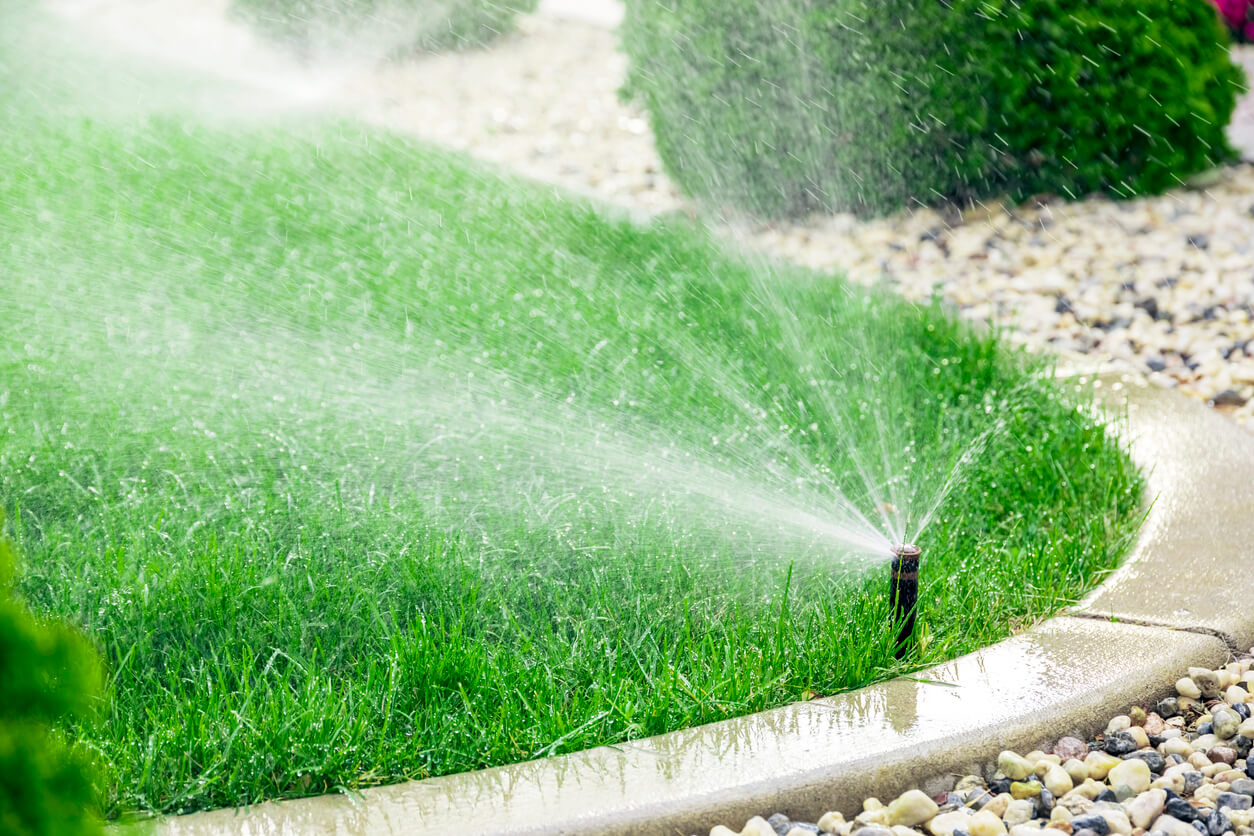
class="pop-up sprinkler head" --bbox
[890,544,921,660]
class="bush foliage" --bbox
[231,0,538,55]
[0,514,102,836]
[622,0,1245,218]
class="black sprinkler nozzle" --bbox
[890,544,921,660]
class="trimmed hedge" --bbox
[621,0,1245,218]
[0,514,102,836]
[231,0,538,55]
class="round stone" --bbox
[1109,759,1153,794]
[1011,782,1044,800]
[887,790,941,828]
[1001,752,1038,782]
[1056,738,1090,762]
[1215,708,1243,740]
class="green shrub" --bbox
[231,0,538,55]
[621,0,1245,218]
[0,513,102,836]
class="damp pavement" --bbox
[349,10,1254,426]
[707,660,1254,836]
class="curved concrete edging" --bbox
[158,373,1254,836]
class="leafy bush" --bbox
[0,513,102,836]
[622,0,1245,218]
[232,0,538,56]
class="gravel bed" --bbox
[706,659,1254,836]
[349,13,1254,424]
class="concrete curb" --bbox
[156,373,1251,835]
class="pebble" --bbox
[1043,764,1075,797]
[1217,790,1252,811]
[1089,753,1125,780]
[1178,680,1204,700]
[1058,740,1091,762]
[1006,801,1038,827]
[1188,670,1223,699]
[1153,815,1198,836]
[741,817,778,836]
[1106,733,1141,756]
[1127,789,1166,829]
[890,791,941,827]
[1002,752,1039,781]
[1071,816,1112,836]
[969,810,1008,836]
[1013,783,1045,800]
[705,658,1254,836]
[1213,708,1242,740]
[1230,778,1254,797]
[929,811,975,836]
[1126,751,1167,775]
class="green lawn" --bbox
[0,21,1141,821]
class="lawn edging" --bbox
[153,372,1249,836]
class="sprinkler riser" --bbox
[890,544,921,660]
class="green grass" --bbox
[0,27,1141,821]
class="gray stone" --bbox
[1229,778,1254,798]
[1207,809,1232,836]
[1218,792,1252,812]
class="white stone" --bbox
[1042,763,1074,797]
[1086,751,1123,780]
[1096,808,1133,836]
[928,811,974,836]
[1009,825,1044,836]
[1195,785,1224,807]
[969,810,1008,836]
[1060,793,1096,816]
[740,817,776,836]
[819,813,848,834]
[1228,685,1251,705]
[710,827,738,836]
[1241,717,1254,740]
[1109,759,1153,794]
[888,790,940,828]
[1162,737,1194,757]
[1126,789,1167,830]
[1108,715,1133,734]
[1003,800,1036,827]
[1051,806,1075,823]
[999,751,1037,781]
[1153,815,1200,836]
[984,794,1012,819]
[1064,759,1090,784]
[1177,678,1203,699]
[855,809,890,827]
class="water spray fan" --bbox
[889,544,921,660]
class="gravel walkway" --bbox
[349,10,1254,424]
[710,660,1254,836]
